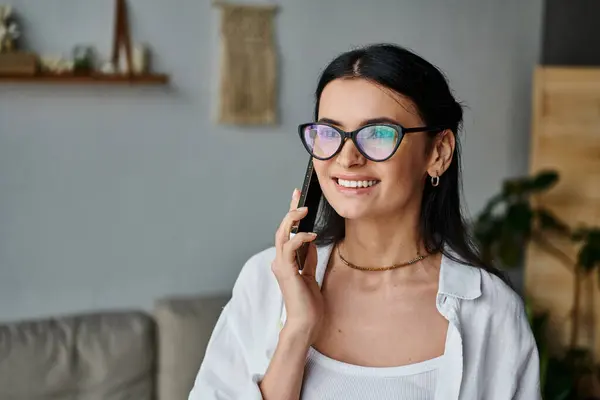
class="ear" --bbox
[427,129,455,178]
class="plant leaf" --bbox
[474,215,505,266]
[502,177,530,197]
[474,214,503,245]
[506,202,533,236]
[498,231,523,268]
[501,170,559,198]
[588,228,600,244]
[530,170,559,192]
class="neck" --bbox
[342,203,425,268]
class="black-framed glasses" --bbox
[298,122,444,162]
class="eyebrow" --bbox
[317,117,403,127]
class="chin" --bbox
[326,197,374,220]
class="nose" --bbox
[335,138,366,169]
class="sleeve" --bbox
[511,300,542,400]
[188,253,272,400]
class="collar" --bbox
[315,243,482,300]
[438,252,482,300]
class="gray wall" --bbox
[0,0,543,321]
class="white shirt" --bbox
[302,346,440,399]
[189,243,541,400]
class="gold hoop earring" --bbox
[431,175,440,187]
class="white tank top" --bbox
[301,347,442,400]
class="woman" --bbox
[190,44,540,399]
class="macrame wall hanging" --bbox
[214,3,278,125]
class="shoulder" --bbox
[478,269,525,315]
[460,268,540,395]
[441,253,524,313]
[457,265,531,342]
[441,252,527,326]
[455,264,537,359]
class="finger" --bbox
[300,242,318,278]
[282,232,317,263]
[282,189,301,244]
[275,207,308,250]
[278,207,307,241]
[288,188,301,232]
[281,207,307,238]
[289,188,300,211]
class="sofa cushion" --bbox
[0,311,155,400]
[154,294,229,400]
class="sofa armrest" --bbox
[154,294,229,400]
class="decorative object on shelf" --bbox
[0,5,20,53]
[131,44,149,74]
[111,0,134,76]
[214,2,278,125]
[40,56,74,74]
[0,5,34,75]
[0,51,35,75]
[108,1,154,75]
[100,61,116,74]
[72,45,95,75]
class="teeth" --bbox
[337,179,378,188]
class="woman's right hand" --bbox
[271,189,324,344]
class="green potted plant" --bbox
[474,170,600,399]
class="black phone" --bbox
[291,158,322,270]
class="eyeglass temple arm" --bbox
[403,126,445,134]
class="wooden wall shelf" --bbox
[0,73,169,85]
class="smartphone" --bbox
[291,158,322,270]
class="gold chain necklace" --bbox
[337,244,430,272]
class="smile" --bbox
[332,176,381,194]
[335,178,379,188]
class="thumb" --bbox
[300,242,318,278]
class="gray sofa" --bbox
[0,294,229,400]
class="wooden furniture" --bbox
[525,66,600,354]
[0,73,168,84]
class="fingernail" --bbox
[297,207,308,212]
[309,232,317,238]
[292,188,299,197]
